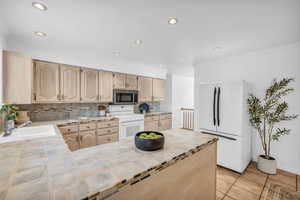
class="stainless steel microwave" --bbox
[113,89,138,104]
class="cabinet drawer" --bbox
[159,114,172,120]
[79,123,96,131]
[97,134,118,145]
[59,125,79,135]
[97,127,119,136]
[145,115,159,121]
[97,120,118,129]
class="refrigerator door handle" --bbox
[213,87,217,126]
[202,131,237,141]
[217,87,221,126]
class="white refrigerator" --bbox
[195,81,252,173]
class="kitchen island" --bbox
[0,127,218,200]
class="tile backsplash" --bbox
[17,103,109,122]
[16,102,160,122]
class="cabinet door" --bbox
[153,78,165,101]
[138,77,153,102]
[197,83,218,132]
[97,134,118,145]
[144,120,159,131]
[64,134,80,151]
[126,75,138,90]
[99,71,113,102]
[35,61,60,103]
[158,119,172,131]
[60,65,81,102]
[3,51,33,104]
[79,130,97,149]
[81,68,99,102]
[217,82,243,136]
[113,73,126,89]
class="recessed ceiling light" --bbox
[34,31,47,37]
[212,46,223,52]
[113,52,120,56]
[32,2,48,11]
[168,18,178,25]
[134,40,143,45]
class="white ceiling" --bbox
[0,0,300,76]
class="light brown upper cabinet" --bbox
[153,78,165,101]
[138,76,153,102]
[3,51,33,104]
[99,70,113,102]
[113,73,138,90]
[125,75,138,90]
[113,73,126,89]
[81,68,99,102]
[34,61,60,103]
[60,65,81,102]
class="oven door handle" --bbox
[121,119,144,124]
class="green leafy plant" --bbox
[248,78,298,160]
[0,104,19,121]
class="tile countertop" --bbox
[0,126,217,200]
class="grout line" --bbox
[259,174,269,200]
[221,174,241,200]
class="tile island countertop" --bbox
[0,126,217,200]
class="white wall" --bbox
[194,43,300,175]
[172,75,194,128]
[160,74,173,112]
[0,20,8,104]
[161,74,194,128]
[5,37,167,79]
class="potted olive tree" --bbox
[0,104,19,134]
[248,78,298,174]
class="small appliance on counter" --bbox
[97,105,107,116]
[138,103,150,114]
[16,111,30,124]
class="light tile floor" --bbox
[217,162,299,200]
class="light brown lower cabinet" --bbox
[59,119,119,151]
[97,134,118,145]
[158,119,172,131]
[106,142,217,200]
[63,134,80,151]
[79,130,97,149]
[97,127,119,136]
[144,120,159,131]
[145,113,172,132]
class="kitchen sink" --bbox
[0,125,57,143]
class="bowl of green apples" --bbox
[135,131,165,151]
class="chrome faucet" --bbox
[17,121,33,129]
[3,121,32,137]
